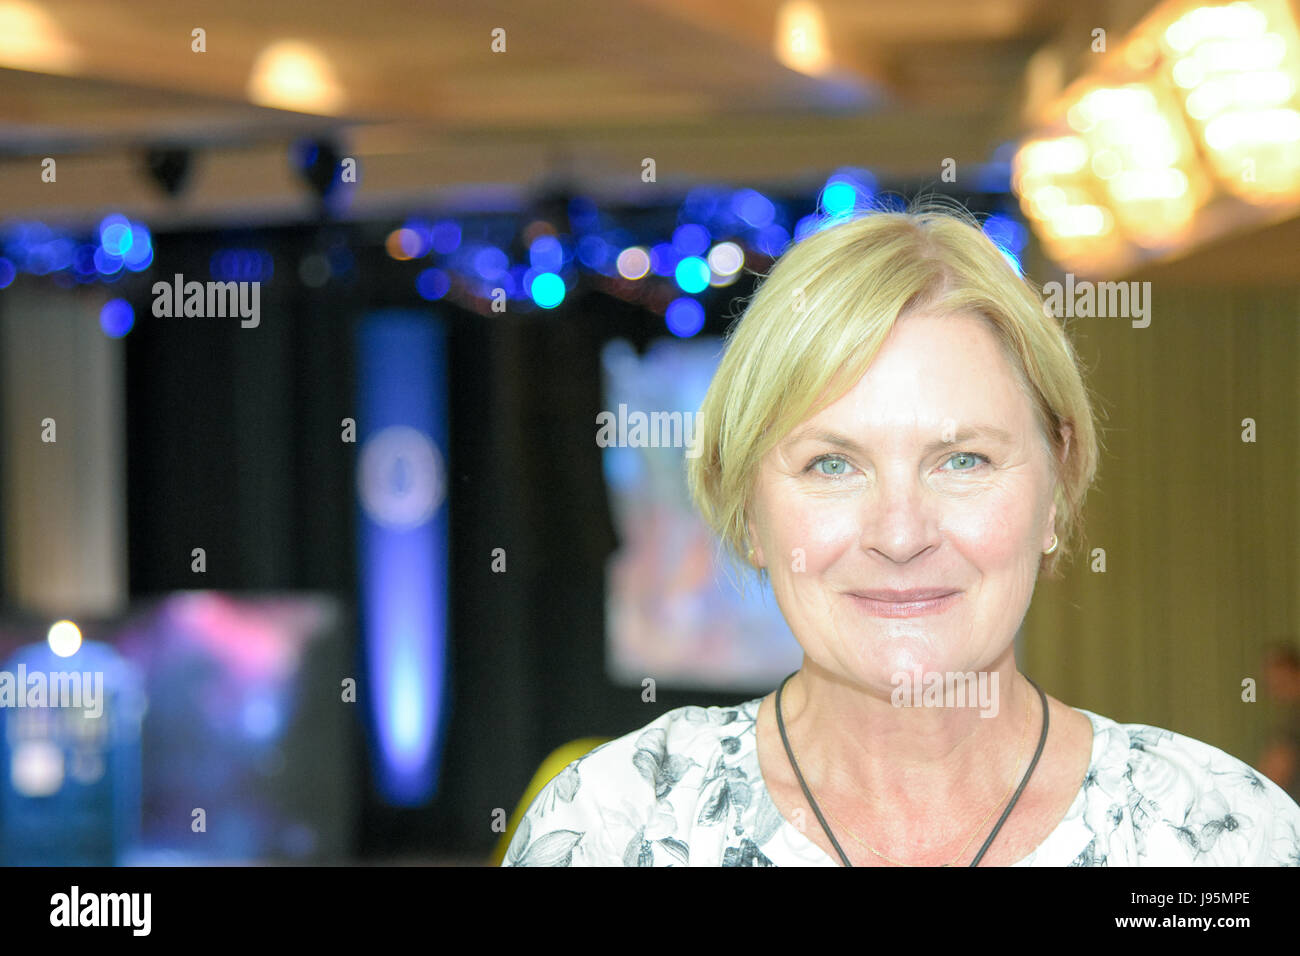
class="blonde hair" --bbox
[686,196,1100,588]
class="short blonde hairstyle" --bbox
[686,197,1100,586]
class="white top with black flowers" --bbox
[503,696,1300,866]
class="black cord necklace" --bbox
[774,669,1050,867]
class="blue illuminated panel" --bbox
[356,312,450,806]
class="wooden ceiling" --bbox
[0,0,1166,229]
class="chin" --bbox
[858,633,952,685]
[863,624,956,671]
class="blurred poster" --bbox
[600,336,801,692]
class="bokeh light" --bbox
[530,272,565,309]
[671,224,710,257]
[529,235,564,273]
[665,297,705,337]
[616,246,651,280]
[99,214,133,257]
[99,298,134,337]
[674,256,710,294]
[416,267,450,301]
[47,619,82,657]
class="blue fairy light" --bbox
[665,297,705,338]
[674,256,710,294]
[100,298,134,337]
[530,272,565,309]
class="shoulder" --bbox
[502,699,760,866]
[1073,708,1300,865]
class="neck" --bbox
[778,651,1036,854]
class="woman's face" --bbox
[747,310,1063,694]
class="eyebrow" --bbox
[784,424,1017,455]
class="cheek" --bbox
[942,489,1041,569]
[767,497,862,568]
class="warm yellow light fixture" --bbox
[1069,82,1209,244]
[1014,0,1300,274]
[0,1,80,74]
[247,39,344,115]
[1160,0,1300,202]
[1013,136,1127,271]
[774,1,832,77]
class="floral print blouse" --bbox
[503,696,1300,866]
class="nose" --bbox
[857,464,940,564]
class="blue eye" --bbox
[805,452,990,478]
[808,455,852,477]
[942,452,989,471]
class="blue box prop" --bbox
[0,640,145,865]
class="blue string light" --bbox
[0,177,1027,336]
[99,298,134,338]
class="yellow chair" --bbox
[490,736,610,865]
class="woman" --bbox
[503,201,1300,866]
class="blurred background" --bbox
[0,0,1297,865]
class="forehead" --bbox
[813,311,1034,432]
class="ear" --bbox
[1045,421,1072,548]
[1057,421,1073,466]
[746,515,765,568]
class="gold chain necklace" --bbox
[789,674,1032,867]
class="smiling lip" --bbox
[847,589,961,618]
